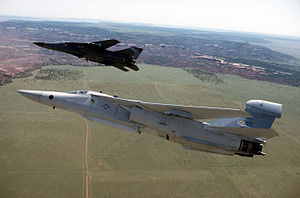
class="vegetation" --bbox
[183,68,224,83]
[0,73,12,86]
[35,68,83,80]
[0,68,34,86]
[0,64,299,198]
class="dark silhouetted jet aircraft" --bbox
[34,39,143,72]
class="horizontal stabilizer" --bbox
[210,126,279,139]
[91,94,251,119]
[92,39,120,49]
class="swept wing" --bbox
[92,94,251,119]
[92,39,120,49]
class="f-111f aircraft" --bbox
[18,90,282,157]
[34,39,143,72]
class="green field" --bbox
[0,64,299,198]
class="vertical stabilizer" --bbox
[244,100,282,129]
[208,100,282,129]
[130,46,143,59]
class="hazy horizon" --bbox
[0,0,300,37]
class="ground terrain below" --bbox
[0,64,299,198]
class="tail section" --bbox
[244,100,282,128]
[208,100,282,157]
[131,46,143,59]
[208,100,282,133]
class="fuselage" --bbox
[34,42,135,66]
[18,90,267,157]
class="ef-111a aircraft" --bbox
[34,39,143,72]
[18,90,282,157]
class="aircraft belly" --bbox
[129,106,241,153]
[129,106,201,136]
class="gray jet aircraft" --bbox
[34,39,143,72]
[18,90,282,157]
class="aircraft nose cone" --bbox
[17,90,43,103]
[33,42,45,47]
